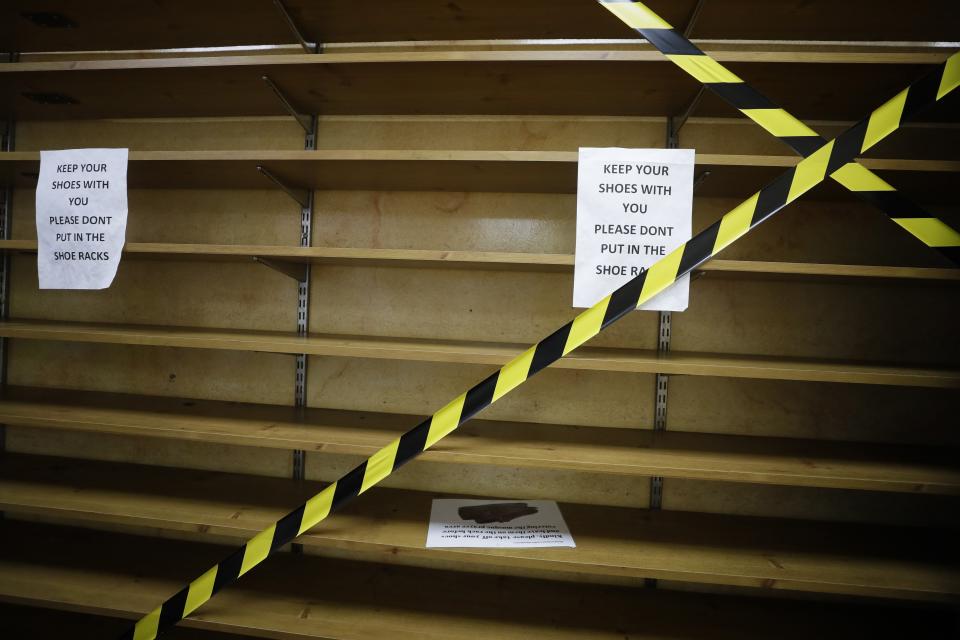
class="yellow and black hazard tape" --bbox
[599,0,960,266]
[121,51,960,640]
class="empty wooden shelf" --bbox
[3,0,957,51]
[3,48,956,122]
[5,520,955,639]
[2,454,958,600]
[0,319,956,387]
[3,150,954,200]
[1,387,958,494]
[3,239,958,282]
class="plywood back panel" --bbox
[695,198,952,267]
[308,357,656,430]
[7,342,294,405]
[15,118,304,151]
[14,188,302,245]
[314,115,668,152]
[313,191,573,253]
[677,277,959,363]
[10,257,297,330]
[310,265,658,347]
[665,478,960,528]
[5,426,292,479]
[669,376,959,445]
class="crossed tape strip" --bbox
[600,0,960,265]
[122,48,960,640]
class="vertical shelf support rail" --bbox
[260,75,319,512]
[648,106,711,520]
[649,110,701,512]
[650,96,712,516]
[0,89,16,455]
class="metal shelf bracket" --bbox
[252,256,308,283]
[256,165,311,209]
[272,0,321,53]
[667,86,706,149]
[683,0,707,38]
[262,75,316,140]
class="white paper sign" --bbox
[35,148,129,289]
[574,147,694,311]
[426,499,575,548]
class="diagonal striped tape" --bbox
[121,49,959,640]
[598,0,960,266]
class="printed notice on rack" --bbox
[574,147,694,311]
[426,499,575,548]
[35,148,129,289]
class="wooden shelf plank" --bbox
[1,454,958,600]
[6,48,948,71]
[22,41,958,59]
[2,49,954,122]
[3,1,957,52]
[3,387,957,494]
[2,239,958,282]
[4,521,952,640]
[2,150,954,201]
[0,240,576,271]
[697,259,960,282]
[0,319,957,387]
